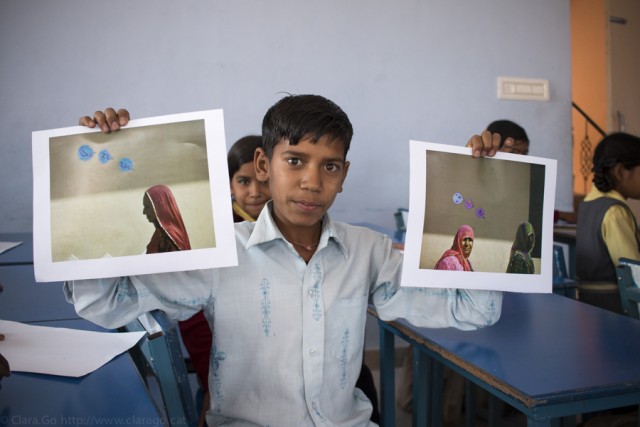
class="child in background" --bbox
[179,134,270,425]
[228,135,271,222]
[485,119,530,155]
[576,132,640,314]
[70,95,504,425]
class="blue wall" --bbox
[0,0,572,232]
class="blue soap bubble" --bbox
[119,157,133,172]
[452,192,463,205]
[98,149,113,164]
[78,144,94,161]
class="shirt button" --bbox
[309,289,314,297]
[310,349,318,356]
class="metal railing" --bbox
[572,101,606,194]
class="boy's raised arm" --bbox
[79,107,130,133]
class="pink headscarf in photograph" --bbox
[434,224,474,271]
[145,185,191,253]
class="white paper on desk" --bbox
[0,320,145,377]
[0,241,22,255]
[400,140,556,293]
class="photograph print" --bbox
[32,110,237,282]
[401,140,557,293]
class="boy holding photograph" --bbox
[67,94,503,425]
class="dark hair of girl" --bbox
[592,132,640,192]
[227,135,263,179]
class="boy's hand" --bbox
[466,131,513,158]
[79,108,130,133]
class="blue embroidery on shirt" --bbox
[381,282,396,301]
[400,287,451,298]
[340,328,350,389]
[312,403,326,422]
[311,263,322,321]
[486,299,496,325]
[260,278,271,336]
[204,295,215,314]
[211,345,226,412]
[115,280,151,303]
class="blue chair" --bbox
[553,244,577,299]
[615,258,640,320]
[393,208,408,244]
[121,310,198,427]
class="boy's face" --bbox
[255,135,350,237]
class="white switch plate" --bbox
[497,76,549,101]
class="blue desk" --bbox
[0,318,165,427]
[0,264,78,323]
[372,292,640,426]
[0,233,33,266]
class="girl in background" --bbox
[227,135,271,222]
[577,132,640,313]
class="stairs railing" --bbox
[572,101,606,194]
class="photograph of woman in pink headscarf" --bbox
[434,225,475,272]
[143,184,192,254]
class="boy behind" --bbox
[68,94,503,425]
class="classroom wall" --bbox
[0,0,573,233]
[571,0,607,196]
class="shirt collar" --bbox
[246,201,349,259]
[586,185,626,203]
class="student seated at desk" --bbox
[576,132,640,314]
[67,95,504,426]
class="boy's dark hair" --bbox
[486,120,529,149]
[227,135,263,179]
[261,94,353,159]
[592,132,640,192]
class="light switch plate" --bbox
[497,76,549,101]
